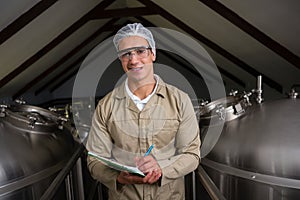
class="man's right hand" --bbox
[117,170,161,185]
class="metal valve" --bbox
[28,116,37,129]
[289,89,298,99]
[229,90,238,96]
[242,91,252,106]
[216,104,225,120]
[289,85,299,99]
[0,104,7,117]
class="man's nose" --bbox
[128,51,138,60]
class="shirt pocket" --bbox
[151,118,179,149]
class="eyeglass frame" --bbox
[117,46,152,61]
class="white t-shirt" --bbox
[125,75,159,111]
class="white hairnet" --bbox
[113,23,156,56]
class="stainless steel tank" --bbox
[199,92,300,200]
[48,98,93,143]
[0,104,79,199]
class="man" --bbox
[86,23,200,199]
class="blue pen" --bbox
[144,144,154,156]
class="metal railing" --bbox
[197,165,226,200]
[40,143,226,200]
[41,144,86,200]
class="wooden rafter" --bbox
[34,19,120,96]
[199,0,300,71]
[136,16,246,88]
[0,0,114,89]
[91,7,157,19]
[0,0,58,45]
[137,0,282,93]
[14,18,119,99]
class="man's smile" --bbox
[128,66,143,72]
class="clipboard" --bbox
[88,151,145,177]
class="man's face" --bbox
[118,36,155,83]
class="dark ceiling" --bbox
[1,0,299,104]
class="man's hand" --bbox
[116,155,162,185]
[136,155,162,184]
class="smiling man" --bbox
[86,23,201,200]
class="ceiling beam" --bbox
[137,0,282,93]
[34,21,120,96]
[48,33,118,94]
[35,22,133,96]
[13,18,119,99]
[217,67,245,88]
[47,21,133,94]
[48,58,83,94]
[199,0,300,71]
[91,7,157,19]
[136,16,246,88]
[0,0,58,45]
[35,54,86,96]
[0,0,114,89]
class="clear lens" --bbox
[118,46,151,61]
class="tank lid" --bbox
[1,105,66,133]
[199,93,252,126]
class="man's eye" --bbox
[136,49,146,54]
[122,52,131,57]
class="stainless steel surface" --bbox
[199,94,251,126]
[201,98,300,200]
[4,104,67,133]
[199,93,252,158]
[50,99,93,143]
[40,144,85,200]
[0,104,79,199]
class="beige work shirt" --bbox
[86,78,201,200]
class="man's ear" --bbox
[151,51,156,62]
[152,56,156,62]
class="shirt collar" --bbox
[125,74,159,102]
[114,74,166,99]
